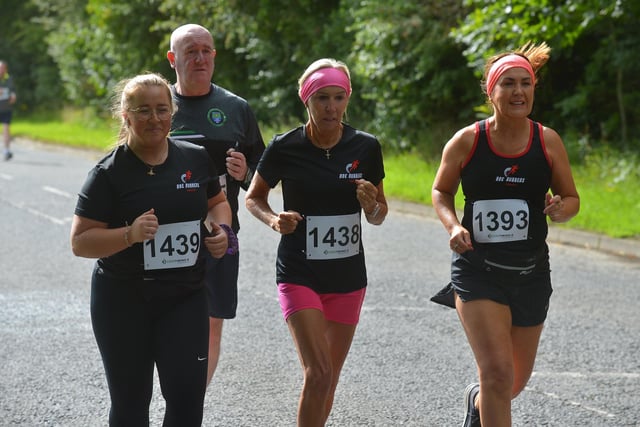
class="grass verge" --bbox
[12,116,640,239]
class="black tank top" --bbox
[460,119,552,262]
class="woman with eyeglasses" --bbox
[70,73,235,426]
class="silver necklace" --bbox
[311,136,339,159]
[308,124,343,160]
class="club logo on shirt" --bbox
[339,160,364,180]
[495,164,526,185]
[207,108,226,127]
[176,170,200,192]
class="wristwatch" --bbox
[242,168,254,187]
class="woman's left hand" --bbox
[355,179,378,213]
[543,193,565,222]
[204,222,229,259]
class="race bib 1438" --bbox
[306,213,360,260]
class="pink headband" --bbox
[298,67,351,104]
[486,54,535,95]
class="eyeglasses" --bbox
[128,107,172,121]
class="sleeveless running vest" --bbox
[460,119,552,262]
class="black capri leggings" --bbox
[90,274,209,427]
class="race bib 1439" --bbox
[143,220,201,270]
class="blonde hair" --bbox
[111,73,176,146]
[481,42,551,96]
[298,58,351,93]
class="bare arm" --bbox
[203,191,233,258]
[355,179,388,225]
[70,216,126,259]
[70,208,159,259]
[542,127,580,223]
[431,126,475,252]
[245,172,302,234]
[205,191,232,227]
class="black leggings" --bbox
[91,275,209,426]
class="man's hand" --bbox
[226,147,248,181]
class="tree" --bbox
[0,0,65,113]
[347,0,479,153]
[153,0,347,125]
[4,0,637,152]
[34,0,172,113]
[452,0,639,148]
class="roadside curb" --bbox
[390,198,640,261]
[14,137,640,261]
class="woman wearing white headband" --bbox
[246,58,388,426]
[431,43,580,427]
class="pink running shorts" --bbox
[277,283,366,325]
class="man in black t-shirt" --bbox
[167,23,265,385]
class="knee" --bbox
[479,362,514,395]
[163,387,206,426]
[304,362,333,396]
[108,382,153,425]
[108,403,149,426]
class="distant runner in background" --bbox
[0,60,17,161]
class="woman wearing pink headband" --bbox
[431,43,579,427]
[246,58,388,425]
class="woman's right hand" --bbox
[129,208,159,244]
[271,210,303,234]
[450,224,473,253]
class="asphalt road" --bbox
[1,139,638,426]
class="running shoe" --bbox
[462,382,481,427]
[4,151,12,161]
